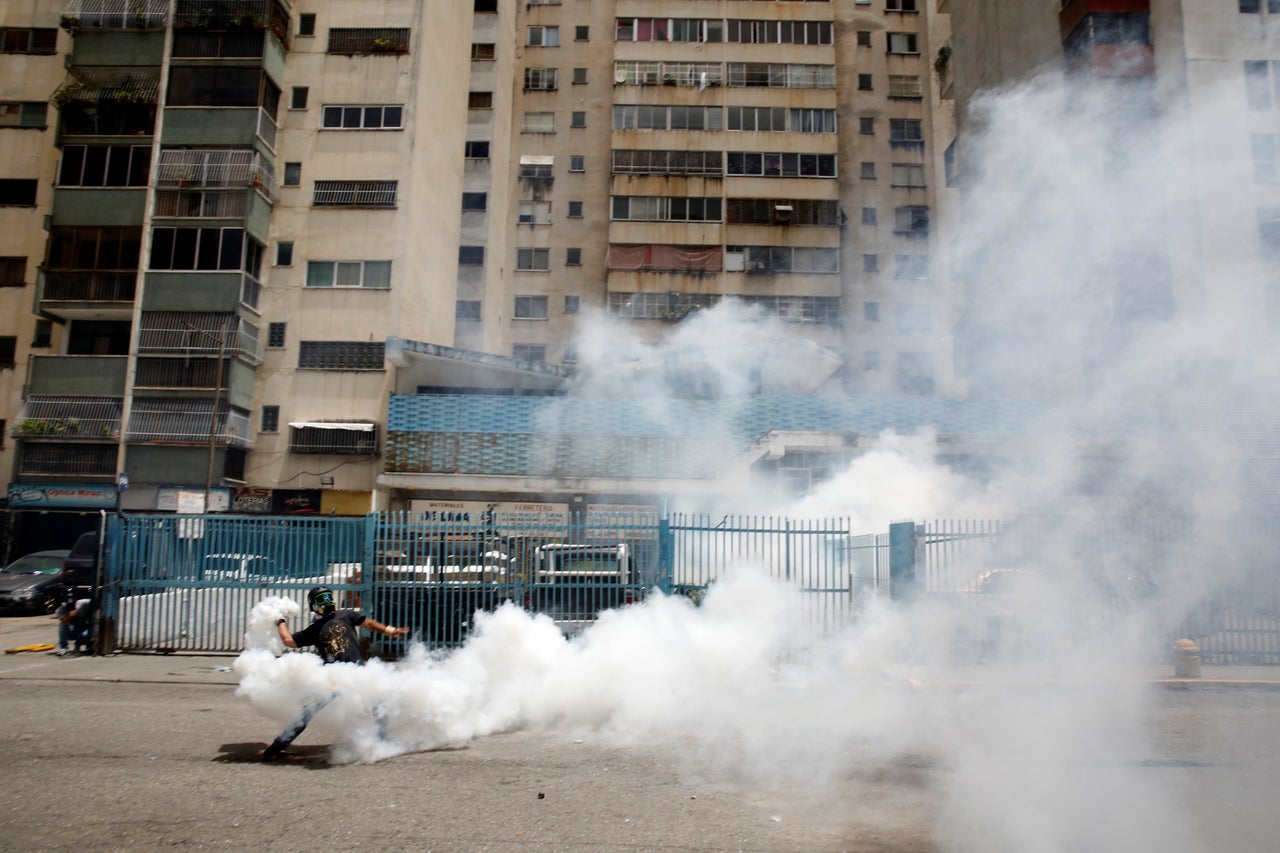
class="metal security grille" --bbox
[12,396,122,439]
[18,442,116,476]
[289,423,378,455]
[326,27,410,54]
[312,180,397,208]
[297,341,386,371]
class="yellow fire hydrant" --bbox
[1174,638,1201,678]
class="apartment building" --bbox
[0,1,962,546]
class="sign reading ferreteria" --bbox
[7,483,118,508]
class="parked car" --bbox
[0,549,71,613]
[56,531,102,600]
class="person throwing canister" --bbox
[262,585,409,761]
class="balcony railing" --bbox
[240,273,261,312]
[136,312,263,364]
[257,106,277,151]
[154,148,275,198]
[126,398,253,448]
[289,423,379,455]
[61,0,169,31]
[11,396,123,441]
[41,269,138,302]
[19,443,118,477]
[172,0,290,47]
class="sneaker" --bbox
[54,649,68,657]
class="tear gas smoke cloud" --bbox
[233,69,1274,852]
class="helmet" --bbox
[308,586,335,617]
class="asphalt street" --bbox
[4,613,1280,852]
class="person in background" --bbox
[262,585,408,760]
[54,594,93,656]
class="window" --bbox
[525,68,558,91]
[517,248,550,271]
[790,108,837,133]
[528,26,560,47]
[1245,60,1280,110]
[1259,207,1280,263]
[568,201,583,217]
[890,118,924,145]
[622,149,725,176]
[0,28,57,55]
[569,155,585,172]
[726,20,833,45]
[520,161,553,180]
[327,28,410,55]
[894,254,929,279]
[725,151,836,178]
[726,62,835,89]
[863,254,879,273]
[613,196,722,222]
[889,75,923,99]
[312,180,398,208]
[888,33,919,54]
[861,207,877,225]
[886,0,919,10]
[321,104,403,129]
[856,31,872,47]
[858,74,873,91]
[575,26,589,41]
[169,67,279,109]
[518,201,552,225]
[298,341,386,370]
[0,101,48,129]
[475,0,498,11]
[268,322,286,348]
[275,242,293,266]
[57,145,151,187]
[289,87,309,110]
[306,260,392,289]
[566,248,582,267]
[459,245,485,265]
[571,111,587,128]
[891,163,926,187]
[864,302,880,322]
[523,112,556,133]
[572,67,588,84]
[561,344,578,364]
[514,295,549,319]
[261,405,279,432]
[469,92,493,109]
[1242,0,1261,9]
[860,116,875,134]
[726,199,839,227]
[564,294,580,313]
[298,14,316,37]
[725,245,839,274]
[471,43,495,60]
[283,163,301,186]
[1254,134,1278,184]
[0,179,37,206]
[0,256,26,286]
[894,205,930,236]
[861,162,876,179]
[456,300,481,320]
[513,344,546,362]
[621,105,724,130]
[149,227,252,271]
[462,192,487,212]
[465,140,490,159]
[0,336,16,368]
[33,319,52,347]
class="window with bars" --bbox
[725,63,835,89]
[0,102,48,128]
[522,112,556,133]
[888,75,923,99]
[267,322,285,348]
[261,405,279,432]
[327,28,410,55]
[321,104,403,129]
[298,341,386,370]
[312,180,397,207]
[726,199,840,227]
[514,295,549,319]
[525,68,558,90]
[725,152,837,178]
[289,423,378,455]
[305,260,392,289]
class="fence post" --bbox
[656,512,673,594]
[888,520,918,603]
[97,512,121,654]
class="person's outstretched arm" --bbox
[361,618,409,639]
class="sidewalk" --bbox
[5,611,1280,688]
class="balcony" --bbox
[54,67,160,137]
[39,269,137,320]
[172,0,290,47]
[27,356,128,398]
[60,0,168,31]
[133,357,229,391]
[161,106,278,152]
[18,443,118,478]
[154,147,276,201]
[136,312,263,364]
[126,398,252,448]
[11,396,123,442]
